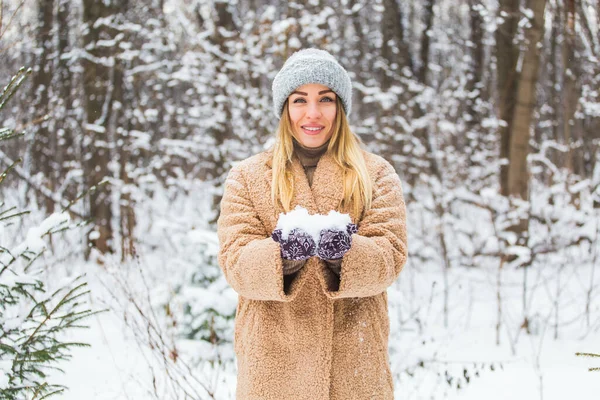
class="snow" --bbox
[57,290,158,400]
[45,254,600,400]
[0,268,39,287]
[84,123,107,133]
[0,173,592,400]
[29,177,596,400]
[3,1,600,398]
[0,212,69,266]
[0,369,8,389]
[275,205,353,244]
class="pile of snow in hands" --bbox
[275,206,353,245]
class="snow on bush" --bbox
[0,68,96,400]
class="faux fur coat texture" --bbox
[217,147,408,399]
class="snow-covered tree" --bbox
[1,68,96,399]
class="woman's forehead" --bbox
[293,83,333,94]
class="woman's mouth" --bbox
[301,125,325,135]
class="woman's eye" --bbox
[292,96,334,104]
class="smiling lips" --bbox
[301,125,325,135]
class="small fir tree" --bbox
[0,68,97,399]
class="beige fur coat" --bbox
[217,147,408,399]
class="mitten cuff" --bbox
[282,259,307,275]
[325,258,343,276]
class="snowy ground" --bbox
[16,181,597,399]
[53,258,600,400]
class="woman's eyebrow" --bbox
[291,90,334,96]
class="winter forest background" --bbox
[1,0,599,398]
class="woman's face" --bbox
[287,83,337,148]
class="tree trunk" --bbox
[117,86,137,261]
[507,0,547,201]
[410,0,435,182]
[466,0,484,131]
[417,0,434,84]
[209,1,238,224]
[112,2,136,261]
[31,0,55,213]
[56,0,76,199]
[464,0,485,168]
[576,0,600,178]
[346,0,371,121]
[495,0,520,197]
[347,0,366,67]
[562,0,576,173]
[549,2,560,151]
[285,1,309,50]
[380,0,412,89]
[81,0,121,257]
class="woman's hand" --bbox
[272,228,317,260]
[317,223,358,260]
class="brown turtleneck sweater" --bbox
[293,138,329,187]
[282,139,342,276]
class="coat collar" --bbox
[263,148,349,219]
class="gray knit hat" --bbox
[272,48,352,119]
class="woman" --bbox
[217,49,408,400]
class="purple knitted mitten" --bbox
[272,228,317,261]
[317,223,358,260]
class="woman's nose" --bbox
[306,103,322,119]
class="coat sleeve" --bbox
[317,159,408,298]
[217,163,308,301]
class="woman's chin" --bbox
[298,135,327,148]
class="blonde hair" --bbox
[271,97,373,218]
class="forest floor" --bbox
[53,257,600,400]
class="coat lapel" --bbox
[262,152,319,222]
[263,149,347,218]
[262,155,282,231]
[289,155,320,214]
[311,151,346,216]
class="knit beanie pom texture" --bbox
[272,48,352,119]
